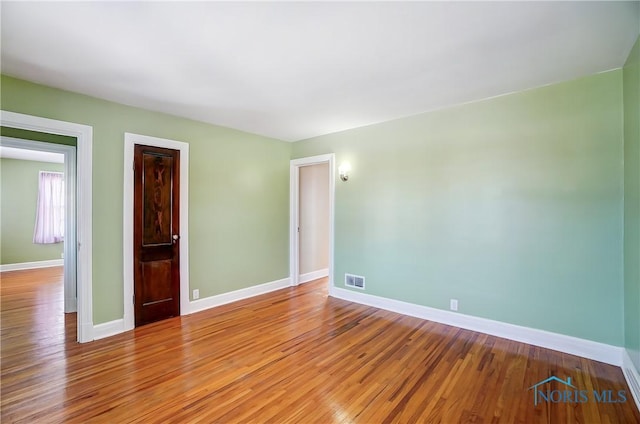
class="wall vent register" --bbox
[345,273,365,290]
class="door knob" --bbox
[172,234,180,243]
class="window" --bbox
[33,171,64,244]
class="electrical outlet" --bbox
[193,289,200,300]
[450,299,458,311]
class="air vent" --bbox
[626,367,640,403]
[345,273,365,290]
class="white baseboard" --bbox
[91,277,291,341]
[623,349,640,412]
[0,259,63,272]
[331,287,622,366]
[188,277,291,315]
[298,268,329,284]
[93,319,124,341]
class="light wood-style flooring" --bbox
[1,267,639,423]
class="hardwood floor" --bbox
[1,268,638,423]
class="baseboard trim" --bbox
[622,349,640,412]
[331,287,622,366]
[90,278,291,341]
[298,268,329,284]
[189,277,291,315]
[0,259,64,272]
[93,319,123,341]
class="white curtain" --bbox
[33,171,65,244]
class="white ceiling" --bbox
[0,146,64,163]
[1,2,639,142]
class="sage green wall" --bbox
[293,70,624,346]
[1,127,77,146]
[624,36,640,372]
[1,75,291,325]
[1,158,65,264]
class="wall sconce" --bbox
[339,162,351,182]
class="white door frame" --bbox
[1,110,94,343]
[290,154,335,292]
[1,136,77,313]
[123,132,190,332]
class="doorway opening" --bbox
[289,154,335,292]
[0,110,93,343]
[0,138,74,312]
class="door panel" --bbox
[134,144,180,327]
[142,153,173,246]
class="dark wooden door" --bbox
[134,144,180,327]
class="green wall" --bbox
[1,65,633,347]
[293,70,624,346]
[1,158,65,264]
[624,36,640,372]
[0,75,291,325]
[1,127,77,146]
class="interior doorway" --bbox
[0,139,75,315]
[289,154,335,291]
[1,110,93,343]
[298,163,330,284]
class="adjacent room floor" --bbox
[1,268,638,423]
